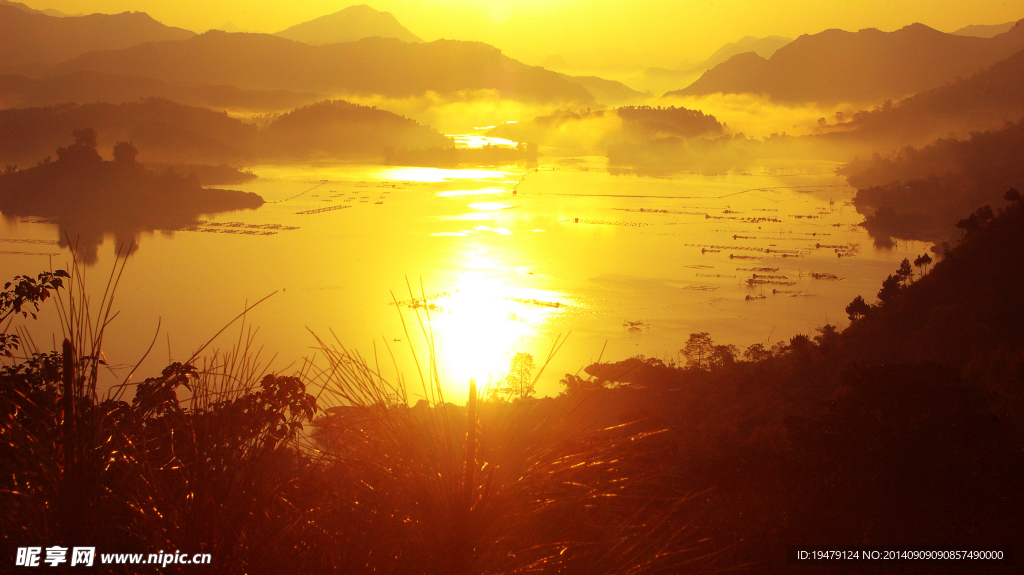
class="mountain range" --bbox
[46,32,597,103]
[668,20,1024,104]
[952,21,1017,37]
[0,71,322,112]
[0,4,194,74]
[274,5,423,45]
[0,0,82,18]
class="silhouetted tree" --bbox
[877,274,902,305]
[913,253,933,276]
[681,332,714,371]
[956,205,995,236]
[1005,187,1021,202]
[897,258,913,286]
[789,334,814,362]
[112,141,138,164]
[743,343,771,362]
[846,295,871,321]
[709,344,740,370]
[72,127,97,149]
[813,324,840,353]
[496,353,536,400]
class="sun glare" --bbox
[427,250,564,388]
[381,167,509,183]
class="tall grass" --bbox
[1,263,716,574]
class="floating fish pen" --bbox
[705,214,782,223]
[684,243,803,255]
[810,272,842,280]
[390,292,452,310]
[745,294,766,300]
[730,254,760,260]
[622,320,650,328]
[295,205,353,215]
[747,278,796,286]
[563,218,651,227]
[702,248,721,254]
[0,250,60,256]
[507,297,563,309]
[18,219,55,224]
[195,221,298,230]
[683,264,715,269]
[736,267,779,272]
[696,273,737,278]
[751,274,789,280]
[681,285,719,291]
[0,238,59,245]
[613,208,692,215]
[184,227,277,235]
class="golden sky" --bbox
[22,1,1024,68]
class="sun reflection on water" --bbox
[426,253,565,388]
[380,167,509,183]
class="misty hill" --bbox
[0,98,453,167]
[557,74,647,105]
[0,4,194,74]
[686,35,792,73]
[668,20,1024,104]
[953,21,1017,37]
[49,32,594,104]
[632,36,791,95]
[488,106,724,152]
[0,71,323,113]
[841,120,1024,244]
[275,5,422,45]
[0,0,81,18]
[0,129,262,263]
[257,100,450,160]
[824,47,1024,148]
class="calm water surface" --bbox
[1,155,928,401]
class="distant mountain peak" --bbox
[274,4,423,46]
[667,23,1024,105]
[952,21,1018,38]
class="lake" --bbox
[0,152,928,402]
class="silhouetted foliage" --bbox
[0,270,68,356]
[680,332,715,371]
[845,295,871,321]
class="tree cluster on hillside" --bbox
[563,194,1024,569]
[0,98,453,168]
[487,106,723,153]
[824,46,1024,148]
[843,119,1024,243]
[0,129,262,263]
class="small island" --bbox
[0,128,263,263]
